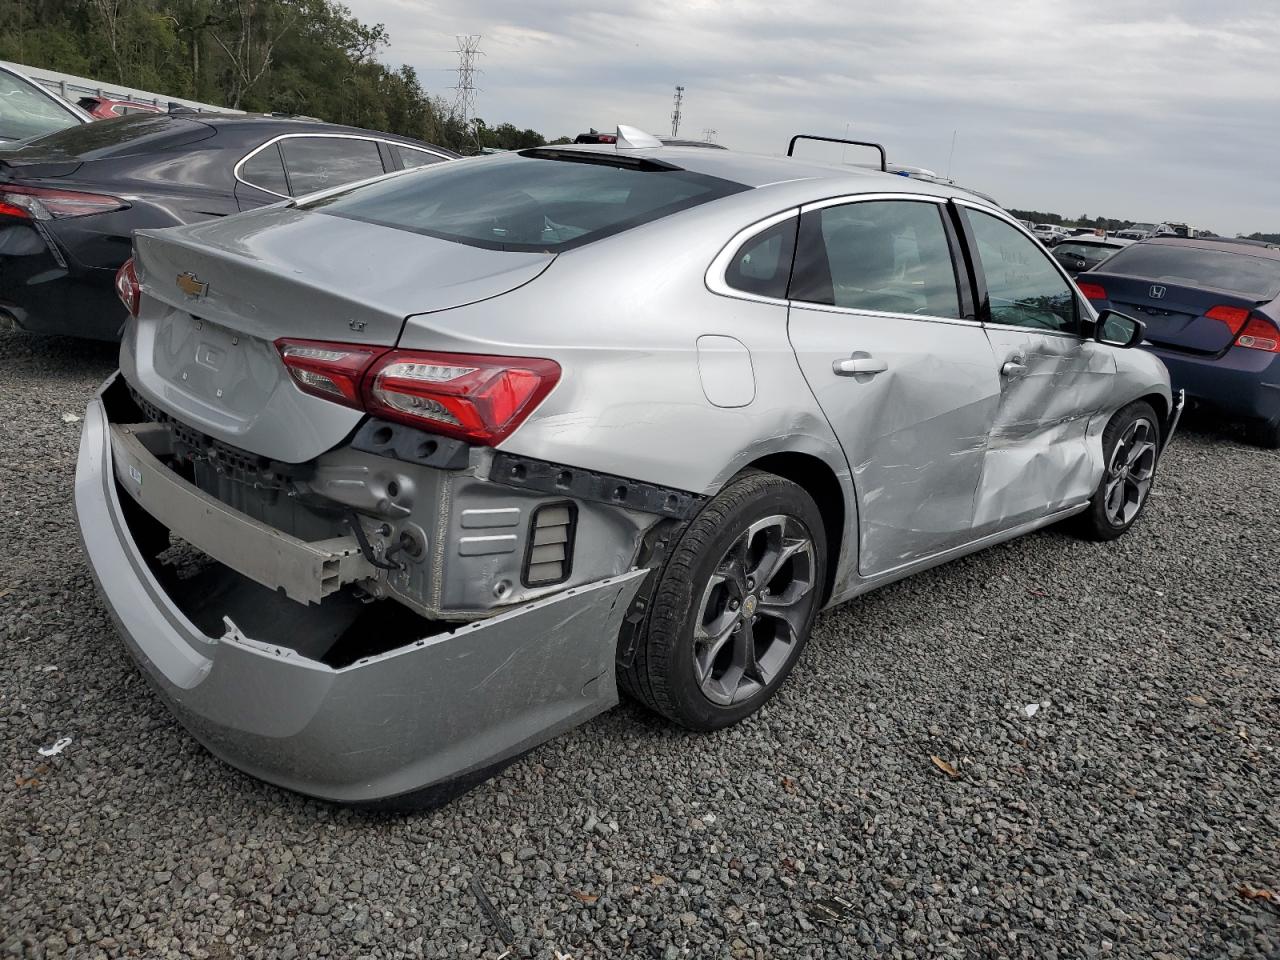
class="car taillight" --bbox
[0,183,129,220]
[365,350,561,445]
[1205,305,1251,336]
[1077,282,1107,301]
[1234,314,1280,353]
[275,339,388,409]
[115,258,140,317]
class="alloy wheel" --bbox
[692,514,817,706]
[1103,417,1157,526]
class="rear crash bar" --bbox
[109,422,376,605]
[489,451,706,520]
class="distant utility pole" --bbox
[452,35,482,136]
[701,127,717,144]
[670,85,684,137]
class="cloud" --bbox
[351,0,1280,234]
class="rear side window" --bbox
[306,151,749,252]
[724,217,796,298]
[1098,244,1280,300]
[280,136,386,196]
[790,200,962,319]
[239,142,289,196]
[396,146,447,170]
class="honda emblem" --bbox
[1149,284,1166,300]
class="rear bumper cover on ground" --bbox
[74,382,647,803]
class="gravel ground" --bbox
[2,330,1277,960]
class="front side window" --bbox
[724,217,796,299]
[967,209,1076,333]
[280,136,386,196]
[789,199,962,318]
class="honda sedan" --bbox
[75,128,1182,806]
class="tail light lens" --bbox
[273,341,561,445]
[115,258,140,317]
[1077,282,1107,301]
[276,339,387,409]
[1205,305,1251,335]
[365,350,561,445]
[0,184,128,220]
[1234,314,1280,353]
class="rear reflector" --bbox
[0,183,128,220]
[524,502,576,585]
[1235,314,1280,353]
[1077,282,1107,301]
[115,258,140,317]
[1206,305,1251,335]
[276,339,388,409]
[365,350,561,445]
[274,341,560,445]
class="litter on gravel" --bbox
[37,736,72,757]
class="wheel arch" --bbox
[744,450,848,605]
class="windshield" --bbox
[0,70,81,142]
[1126,223,1156,232]
[1099,244,1280,300]
[1054,242,1116,263]
[307,150,749,252]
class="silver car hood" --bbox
[123,207,554,464]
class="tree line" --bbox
[0,0,564,153]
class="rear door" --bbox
[957,203,1115,532]
[785,194,1001,575]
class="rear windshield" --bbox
[306,151,749,252]
[1099,244,1280,300]
[0,70,81,141]
[1055,241,1117,262]
[13,114,211,159]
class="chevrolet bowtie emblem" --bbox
[176,272,208,297]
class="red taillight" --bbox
[115,258,140,317]
[365,350,561,445]
[275,339,388,409]
[0,183,128,220]
[1234,314,1280,353]
[274,341,561,445]
[1077,282,1107,301]
[1205,305,1251,336]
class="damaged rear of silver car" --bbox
[76,140,1181,805]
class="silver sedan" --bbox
[75,128,1182,805]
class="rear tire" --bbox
[1075,401,1161,542]
[619,471,826,731]
[1245,416,1280,450]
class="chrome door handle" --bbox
[1001,360,1028,378]
[833,356,888,376]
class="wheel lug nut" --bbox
[746,577,755,589]
[729,599,740,610]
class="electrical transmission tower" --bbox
[451,35,482,133]
[701,128,718,144]
[670,85,684,137]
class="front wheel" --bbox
[1075,400,1162,541]
[619,471,827,730]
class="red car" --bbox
[76,96,163,119]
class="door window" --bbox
[967,209,1077,333]
[724,217,796,299]
[239,142,289,196]
[280,136,386,195]
[790,200,962,319]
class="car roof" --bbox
[541,142,991,204]
[1141,236,1280,260]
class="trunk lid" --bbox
[1087,272,1264,353]
[124,206,555,463]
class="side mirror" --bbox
[1095,309,1146,348]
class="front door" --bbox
[959,205,1116,532]
[785,196,1002,576]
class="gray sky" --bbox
[351,0,1280,236]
